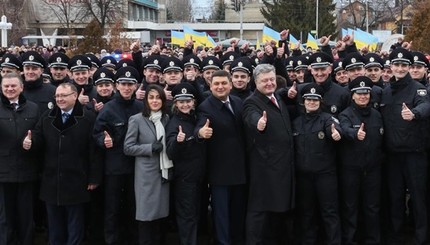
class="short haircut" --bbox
[57,82,78,93]
[1,73,23,86]
[253,64,276,81]
[211,70,231,82]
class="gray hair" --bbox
[253,63,276,81]
[1,72,23,86]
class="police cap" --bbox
[389,48,413,65]
[1,53,22,70]
[172,82,197,101]
[349,76,373,94]
[115,66,140,83]
[308,52,333,68]
[301,83,324,100]
[143,55,163,71]
[342,52,365,70]
[161,56,183,73]
[364,53,383,69]
[201,56,221,71]
[100,56,118,69]
[411,51,429,67]
[230,57,253,74]
[48,52,69,68]
[68,55,92,72]
[182,54,201,70]
[93,67,115,85]
[22,51,46,68]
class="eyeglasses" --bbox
[54,92,75,99]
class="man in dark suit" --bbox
[23,83,102,245]
[242,63,295,244]
[196,70,247,245]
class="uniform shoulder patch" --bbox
[417,89,427,96]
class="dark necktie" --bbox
[11,103,18,111]
[62,113,70,123]
[225,101,234,114]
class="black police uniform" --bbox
[68,55,97,103]
[200,56,221,98]
[48,52,71,87]
[292,83,342,244]
[295,52,350,118]
[21,51,56,114]
[93,66,144,244]
[338,77,384,244]
[165,83,206,245]
[229,57,253,101]
[380,48,430,244]
[86,67,116,113]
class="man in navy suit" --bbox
[196,70,247,245]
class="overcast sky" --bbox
[191,0,213,19]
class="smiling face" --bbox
[174,99,195,114]
[116,82,137,100]
[232,70,250,90]
[55,84,78,112]
[365,66,382,83]
[310,66,332,84]
[390,63,410,80]
[2,77,23,101]
[410,64,428,80]
[50,67,68,81]
[255,71,277,96]
[144,67,161,84]
[210,75,232,101]
[304,98,320,113]
[96,82,114,97]
[23,65,43,82]
[71,69,90,85]
[352,92,371,107]
[147,89,163,112]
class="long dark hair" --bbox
[142,84,168,117]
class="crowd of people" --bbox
[1,29,430,245]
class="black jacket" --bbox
[338,102,384,169]
[380,74,430,152]
[166,111,206,182]
[93,94,144,175]
[23,77,56,114]
[32,102,102,205]
[0,94,40,182]
[292,110,341,173]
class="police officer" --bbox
[229,56,253,100]
[338,76,384,244]
[292,82,342,244]
[287,52,350,118]
[135,55,164,100]
[165,83,206,245]
[0,53,22,77]
[410,51,429,89]
[380,48,430,244]
[161,56,184,112]
[332,59,349,86]
[93,66,144,245]
[68,55,97,106]
[89,67,116,113]
[100,56,117,72]
[200,56,221,97]
[48,52,70,87]
[21,51,56,114]
[293,55,310,84]
[342,52,366,81]
[85,53,101,78]
[364,53,385,88]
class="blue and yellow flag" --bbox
[171,31,184,46]
[183,26,207,47]
[206,35,217,48]
[262,26,280,45]
[306,33,319,50]
[289,34,304,50]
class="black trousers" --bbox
[174,180,202,245]
[339,166,381,245]
[1,182,34,245]
[296,170,341,245]
[246,210,292,245]
[138,220,162,245]
[104,174,137,245]
[386,152,428,245]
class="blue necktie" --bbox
[62,113,70,123]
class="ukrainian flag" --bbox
[183,26,208,47]
[355,29,378,51]
[207,35,217,48]
[171,31,184,46]
[289,34,304,50]
[306,33,319,50]
[262,26,280,45]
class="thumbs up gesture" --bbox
[277,43,285,58]
[93,98,103,112]
[23,130,32,150]
[104,131,113,148]
[198,119,213,139]
[257,111,267,131]
[288,82,297,99]
[78,88,89,105]
[164,84,173,100]
[135,83,146,100]
[280,29,289,41]
[177,125,186,142]
[357,123,366,141]
[401,102,415,121]
[331,123,341,141]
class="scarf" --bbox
[149,110,173,180]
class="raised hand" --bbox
[177,125,186,142]
[331,123,341,141]
[357,123,366,141]
[288,81,297,99]
[401,102,414,121]
[78,88,89,105]
[104,131,113,148]
[23,130,32,150]
[198,119,213,139]
[257,111,267,131]
[93,98,103,112]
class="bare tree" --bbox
[40,0,87,31]
[82,0,125,31]
[166,0,192,22]
[0,0,28,45]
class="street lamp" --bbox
[0,16,12,48]
[316,0,319,39]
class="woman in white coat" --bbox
[124,84,171,245]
